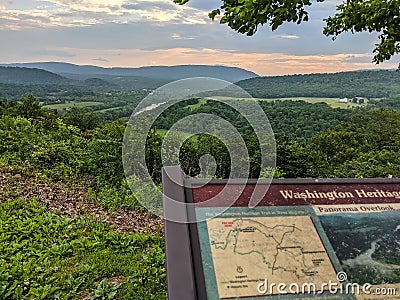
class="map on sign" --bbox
[206,216,339,298]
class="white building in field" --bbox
[339,97,348,103]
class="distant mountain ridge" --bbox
[0,66,73,85]
[0,62,259,83]
[2,63,398,99]
[0,66,119,89]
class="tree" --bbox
[174,0,400,67]
[63,106,101,131]
[15,95,43,119]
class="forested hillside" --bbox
[0,67,73,85]
[153,98,356,142]
[237,70,400,98]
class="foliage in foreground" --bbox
[0,198,166,300]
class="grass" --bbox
[270,97,368,108]
[185,98,207,110]
[96,106,125,113]
[209,96,369,109]
[0,198,167,300]
[156,129,192,139]
[43,101,104,110]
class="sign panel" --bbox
[162,168,400,300]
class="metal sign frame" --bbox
[162,166,400,300]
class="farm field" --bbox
[43,101,104,110]
[266,97,368,108]
[209,96,369,108]
[185,98,207,110]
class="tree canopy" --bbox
[174,0,400,67]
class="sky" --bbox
[0,0,399,76]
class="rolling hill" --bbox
[236,70,400,99]
[0,66,73,85]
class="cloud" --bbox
[183,0,221,11]
[0,0,209,29]
[122,1,176,11]
[35,49,76,58]
[0,9,63,30]
[343,55,376,64]
[92,57,109,62]
[275,35,300,39]
[171,33,194,40]
[47,0,127,12]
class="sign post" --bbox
[162,166,197,300]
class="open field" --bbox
[157,129,193,139]
[185,98,207,110]
[209,96,369,109]
[43,101,103,110]
[97,106,127,113]
[275,97,369,108]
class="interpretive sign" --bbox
[162,167,400,300]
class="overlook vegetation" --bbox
[0,67,399,298]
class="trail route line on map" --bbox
[206,215,340,298]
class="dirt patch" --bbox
[0,164,163,236]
